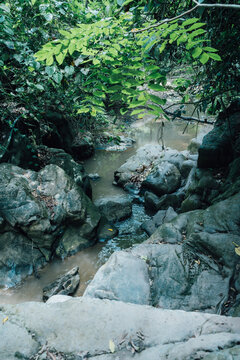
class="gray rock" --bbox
[97,217,118,241]
[0,298,240,360]
[198,100,240,168]
[142,161,181,196]
[94,195,132,223]
[141,207,177,236]
[46,295,72,304]
[71,131,94,160]
[43,267,80,301]
[84,192,240,314]
[180,159,196,178]
[114,144,163,187]
[0,163,101,286]
[181,193,204,212]
[84,251,150,305]
[144,189,185,212]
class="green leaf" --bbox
[77,107,90,114]
[52,72,63,84]
[148,84,165,91]
[208,53,222,61]
[159,40,167,53]
[200,52,210,65]
[203,47,218,52]
[56,51,66,65]
[148,104,164,113]
[46,55,54,66]
[131,109,145,116]
[182,18,199,27]
[192,47,202,59]
[149,94,167,105]
[190,29,206,39]
[35,84,44,91]
[187,22,206,31]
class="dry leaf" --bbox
[109,339,115,353]
[108,229,113,232]
[235,246,240,256]
[2,316,8,324]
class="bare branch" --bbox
[193,0,240,9]
[163,109,214,125]
[133,5,199,33]
[134,2,240,33]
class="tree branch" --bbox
[163,109,214,125]
[133,5,199,33]
[133,2,240,33]
[192,0,240,9]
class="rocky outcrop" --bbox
[0,297,240,360]
[94,195,132,223]
[0,163,101,287]
[37,146,92,198]
[42,267,80,302]
[141,207,177,236]
[198,99,240,168]
[84,192,240,315]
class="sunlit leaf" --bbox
[109,339,115,353]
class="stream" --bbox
[0,116,211,304]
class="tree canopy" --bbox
[0,0,239,141]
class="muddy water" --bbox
[0,118,211,304]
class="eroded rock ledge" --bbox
[0,297,240,360]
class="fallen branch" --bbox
[193,0,240,9]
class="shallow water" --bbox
[0,117,211,304]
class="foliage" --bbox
[0,0,239,150]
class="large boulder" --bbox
[94,195,132,223]
[114,144,163,188]
[37,146,92,198]
[198,99,240,168]
[0,163,101,287]
[84,192,240,314]
[141,207,177,236]
[142,161,181,196]
[1,298,240,360]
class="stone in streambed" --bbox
[142,162,181,196]
[141,207,177,236]
[94,195,132,223]
[42,267,80,302]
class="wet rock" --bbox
[141,207,177,236]
[43,267,80,302]
[88,173,100,181]
[84,192,240,314]
[144,189,185,212]
[1,298,240,360]
[181,193,204,212]
[114,144,163,188]
[37,146,92,198]
[71,131,94,160]
[142,162,181,196]
[188,132,206,154]
[0,163,101,286]
[97,216,118,241]
[198,99,240,168]
[180,159,196,178]
[94,195,132,223]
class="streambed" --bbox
[0,117,211,304]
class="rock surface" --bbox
[198,99,240,168]
[141,207,177,236]
[84,192,240,314]
[42,267,80,302]
[0,163,101,286]
[0,297,240,360]
[94,195,132,223]
[142,161,181,196]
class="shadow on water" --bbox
[0,118,211,304]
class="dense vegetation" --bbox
[0,0,239,156]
